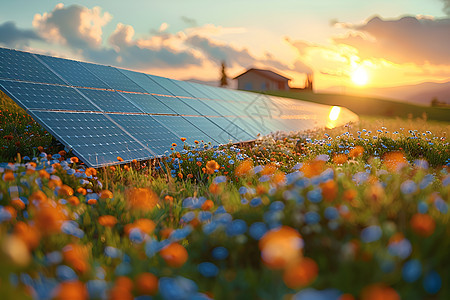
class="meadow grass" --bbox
[0,94,449,299]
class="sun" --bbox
[351,67,369,86]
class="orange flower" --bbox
[259,226,303,269]
[85,167,97,177]
[2,171,15,181]
[261,163,277,176]
[34,205,66,234]
[300,159,325,178]
[48,176,63,189]
[136,273,158,295]
[360,283,400,300]
[159,243,188,267]
[383,151,408,172]
[124,165,130,171]
[320,180,337,201]
[38,169,50,179]
[58,185,74,197]
[283,257,318,288]
[110,166,116,171]
[87,199,97,205]
[196,161,202,167]
[194,140,199,144]
[410,213,435,237]
[117,156,124,162]
[339,294,356,300]
[115,276,134,291]
[54,281,88,300]
[235,160,254,177]
[164,195,174,202]
[11,198,26,210]
[349,146,364,158]
[29,190,48,204]
[37,146,44,152]
[160,228,174,239]
[343,189,357,202]
[126,188,158,211]
[205,160,220,174]
[209,182,222,195]
[77,187,87,195]
[256,184,267,195]
[180,137,187,142]
[71,157,79,163]
[98,215,118,227]
[172,143,177,147]
[333,153,348,165]
[201,199,214,210]
[125,219,156,235]
[68,196,80,206]
[14,221,40,250]
[99,190,113,199]
[177,173,183,179]
[271,171,286,187]
[58,150,67,157]
[63,244,90,274]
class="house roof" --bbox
[233,68,291,82]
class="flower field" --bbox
[0,110,449,299]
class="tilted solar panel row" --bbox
[0,47,359,167]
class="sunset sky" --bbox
[1,0,449,91]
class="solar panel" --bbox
[152,115,219,145]
[76,88,143,113]
[118,69,172,95]
[36,54,110,89]
[0,48,66,85]
[108,114,180,156]
[182,116,236,144]
[0,47,359,167]
[31,111,154,166]
[171,80,212,99]
[119,93,175,114]
[80,62,146,93]
[148,76,193,97]
[152,95,200,116]
[0,79,99,111]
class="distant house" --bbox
[233,68,290,91]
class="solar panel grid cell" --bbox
[76,88,143,113]
[0,48,66,85]
[36,54,110,89]
[118,69,172,95]
[0,80,99,112]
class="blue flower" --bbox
[293,288,341,300]
[129,228,144,244]
[203,221,219,235]
[226,219,247,236]
[249,222,268,240]
[181,212,196,223]
[198,262,219,277]
[56,265,78,281]
[238,186,248,194]
[250,197,262,207]
[304,211,320,225]
[419,174,434,189]
[402,259,422,283]
[417,201,428,213]
[159,276,198,300]
[423,271,441,294]
[361,225,382,243]
[104,246,122,258]
[212,247,229,260]
[324,207,339,220]
[400,180,417,195]
[259,175,270,182]
[87,280,107,299]
[434,197,448,213]
[198,211,212,222]
[388,238,412,259]
[213,176,227,184]
[170,226,193,241]
[307,188,322,203]
[269,201,285,211]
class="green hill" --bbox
[264,90,450,122]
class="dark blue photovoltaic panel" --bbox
[77,88,142,113]
[0,80,99,111]
[206,117,254,141]
[31,111,154,167]
[79,62,146,93]
[182,116,236,144]
[108,114,179,156]
[172,81,211,99]
[152,115,218,144]
[153,95,200,116]
[36,54,110,89]
[178,98,220,116]
[120,93,175,114]
[0,48,66,85]
[231,117,261,138]
[149,76,193,97]
[118,69,172,95]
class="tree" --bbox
[220,61,228,87]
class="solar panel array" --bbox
[0,47,358,167]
